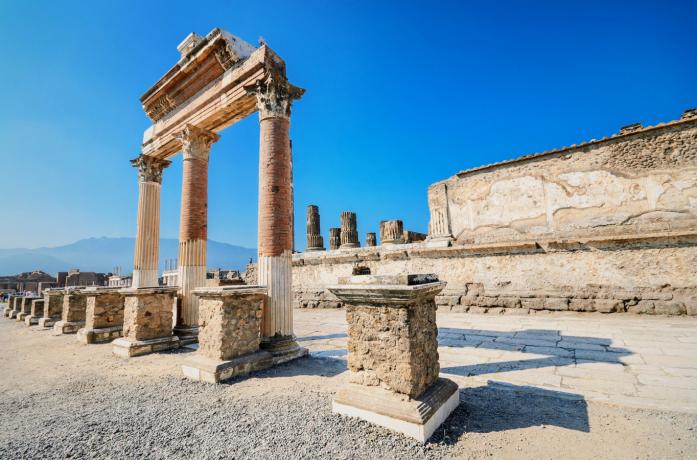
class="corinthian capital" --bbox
[245,73,305,120]
[176,124,220,161]
[130,155,171,184]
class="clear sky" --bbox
[1,0,695,250]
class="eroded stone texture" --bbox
[122,290,175,341]
[329,228,341,250]
[62,291,87,323]
[196,288,265,360]
[380,220,404,245]
[85,290,125,330]
[41,290,64,321]
[340,212,359,248]
[306,205,324,251]
[330,277,445,398]
[365,232,377,247]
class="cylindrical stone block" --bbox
[306,204,324,251]
[380,220,404,245]
[329,228,342,250]
[366,232,377,247]
[340,211,360,248]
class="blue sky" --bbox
[1,0,695,251]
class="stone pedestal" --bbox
[3,295,17,318]
[112,287,179,357]
[380,220,405,245]
[182,286,305,383]
[9,297,23,319]
[53,289,87,335]
[77,287,126,344]
[340,211,360,248]
[17,297,40,322]
[306,205,325,251]
[328,274,458,443]
[39,289,64,328]
[24,299,45,326]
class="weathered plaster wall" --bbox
[292,115,697,315]
[429,120,697,245]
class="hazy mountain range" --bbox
[0,237,256,276]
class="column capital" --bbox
[176,124,220,161]
[245,73,305,121]
[130,155,171,184]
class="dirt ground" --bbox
[0,313,695,459]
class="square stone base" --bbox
[38,317,58,328]
[182,345,309,383]
[24,315,40,326]
[112,336,180,358]
[8,311,18,319]
[173,326,199,346]
[52,321,85,335]
[332,378,460,443]
[16,312,28,322]
[3,307,13,318]
[77,326,123,344]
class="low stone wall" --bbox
[292,230,697,316]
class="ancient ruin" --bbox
[294,110,697,316]
[305,205,325,251]
[329,274,459,442]
[339,212,360,248]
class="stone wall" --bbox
[293,114,697,316]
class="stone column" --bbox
[340,212,360,248]
[365,232,377,247]
[328,274,458,443]
[306,205,325,251]
[247,74,307,358]
[131,155,171,288]
[175,124,220,344]
[380,220,405,245]
[329,228,342,250]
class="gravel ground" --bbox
[1,313,696,459]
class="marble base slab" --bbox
[112,336,180,358]
[52,321,85,335]
[77,326,123,344]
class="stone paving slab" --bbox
[294,309,697,413]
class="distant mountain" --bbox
[0,237,256,276]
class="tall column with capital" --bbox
[131,155,171,288]
[175,124,220,342]
[247,74,306,353]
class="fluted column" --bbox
[329,228,342,250]
[366,232,377,247]
[247,74,304,351]
[340,211,360,248]
[175,124,220,341]
[131,155,171,288]
[380,219,405,245]
[306,205,324,251]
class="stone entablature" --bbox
[428,113,697,246]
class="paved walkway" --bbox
[295,309,697,413]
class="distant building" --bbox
[107,274,132,288]
[0,270,57,295]
[58,269,108,287]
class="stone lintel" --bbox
[112,336,180,358]
[119,287,178,296]
[328,281,446,307]
[333,378,460,443]
[192,285,267,298]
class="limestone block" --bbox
[628,300,656,314]
[595,299,625,313]
[42,290,64,320]
[122,289,176,341]
[329,275,445,398]
[653,301,686,315]
[195,287,265,361]
[84,289,125,330]
[62,290,88,323]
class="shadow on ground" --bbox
[431,380,590,444]
[438,328,632,377]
